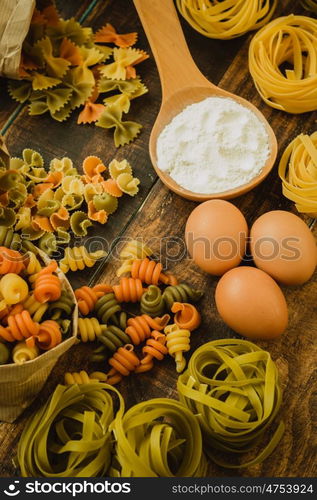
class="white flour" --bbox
[156,97,270,194]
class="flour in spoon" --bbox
[156,97,270,194]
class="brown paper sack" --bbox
[0,0,35,79]
[0,249,78,422]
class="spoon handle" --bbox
[133,0,209,101]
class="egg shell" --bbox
[215,266,288,340]
[250,210,317,285]
[185,200,248,276]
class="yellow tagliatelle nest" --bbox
[249,15,317,114]
[177,339,285,468]
[176,0,277,40]
[279,131,317,216]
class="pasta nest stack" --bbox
[249,15,317,114]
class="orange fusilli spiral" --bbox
[33,261,61,303]
[0,304,24,325]
[172,302,201,331]
[135,331,168,373]
[106,344,140,385]
[113,277,146,303]
[0,247,25,274]
[26,320,61,350]
[130,258,178,285]
[125,313,170,345]
[0,310,40,342]
[75,284,112,315]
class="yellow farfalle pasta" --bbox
[278,132,317,216]
[249,15,317,113]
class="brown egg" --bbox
[185,200,248,276]
[215,266,288,339]
[250,210,317,285]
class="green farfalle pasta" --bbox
[177,339,285,468]
[22,149,44,168]
[7,183,28,209]
[110,398,207,477]
[0,207,16,228]
[37,232,57,255]
[70,211,93,237]
[37,189,61,216]
[0,170,23,190]
[96,104,142,147]
[93,193,118,214]
[18,383,123,477]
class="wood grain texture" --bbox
[0,0,316,478]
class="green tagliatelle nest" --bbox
[177,339,285,468]
[110,398,208,477]
[18,382,122,477]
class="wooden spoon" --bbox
[133,0,278,202]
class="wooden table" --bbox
[0,0,316,478]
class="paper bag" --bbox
[0,0,35,78]
[0,249,78,423]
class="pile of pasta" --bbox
[18,338,284,476]
[278,131,317,216]
[0,149,139,267]
[8,1,149,146]
[0,247,75,365]
[249,15,317,114]
[18,381,207,477]
[176,0,277,40]
[67,240,204,385]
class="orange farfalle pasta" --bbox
[94,23,138,48]
[82,156,107,180]
[50,207,70,230]
[88,200,108,224]
[33,183,54,199]
[33,261,61,303]
[125,313,170,345]
[101,179,123,197]
[77,101,106,124]
[26,320,62,350]
[113,277,146,303]
[60,38,83,66]
[78,86,106,125]
[75,283,112,315]
[106,344,140,385]
[0,247,25,274]
[32,216,54,233]
[42,4,60,27]
[44,170,63,187]
[172,302,201,331]
[135,330,168,373]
